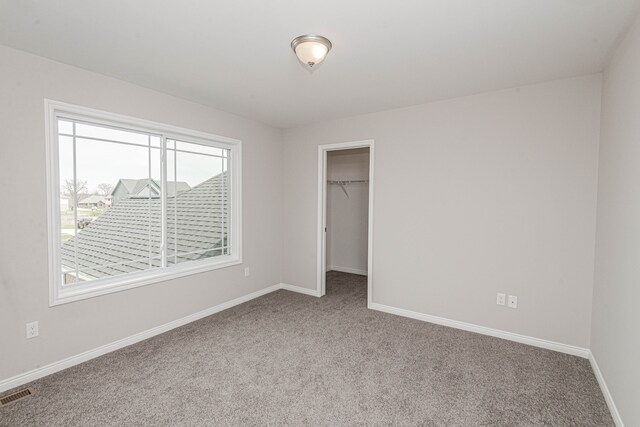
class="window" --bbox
[46,100,241,305]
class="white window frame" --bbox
[45,99,242,306]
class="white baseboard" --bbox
[0,284,282,394]
[369,302,590,358]
[327,265,368,276]
[589,351,624,426]
[279,283,321,297]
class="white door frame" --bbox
[317,139,374,307]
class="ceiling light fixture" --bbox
[291,34,332,72]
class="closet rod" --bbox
[327,180,368,198]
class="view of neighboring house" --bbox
[110,178,191,205]
[77,194,111,209]
[61,173,227,284]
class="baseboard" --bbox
[589,351,624,426]
[369,302,589,358]
[279,283,321,297]
[327,265,368,276]
[0,284,282,394]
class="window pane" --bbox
[60,129,161,284]
[148,147,163,265]
[58,120,73,135]
[75,122,150,146]
[58,134,77,284]
[175,141,225,157]
[167,140,229,265]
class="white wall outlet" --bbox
[26,321,39,339]
[496,293,506,306]
[508,295,518,309]
[244,267,250,277]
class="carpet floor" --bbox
[1,271,612,426]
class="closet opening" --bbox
[317,140,374,306]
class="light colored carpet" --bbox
[0,271,613,426]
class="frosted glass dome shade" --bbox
[291,35,332,71]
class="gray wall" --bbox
[592,14,640,426]
[327,149,369,274]
[0,45,283,380]
[282,75,602,348]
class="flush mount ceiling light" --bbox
[291,34,332,72]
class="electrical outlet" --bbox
[26,321,39,339]
[508,295,518,309]
[496,293,506,306]
[244,267,250,277]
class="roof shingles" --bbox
[62,173,228,280]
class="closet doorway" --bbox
[317,140,374,306]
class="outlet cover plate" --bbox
[26,321,39,339]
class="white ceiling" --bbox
[0,1,638,128]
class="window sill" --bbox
[50,256,242,306]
